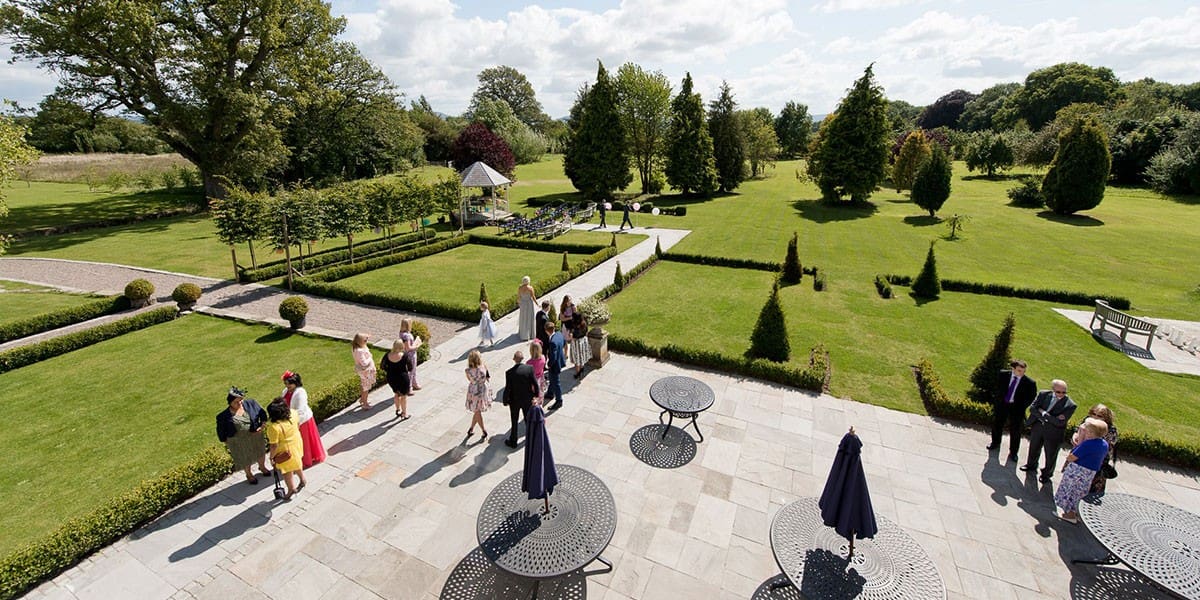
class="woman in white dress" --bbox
[517,276,538,341]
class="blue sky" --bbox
[4,1,1199,118]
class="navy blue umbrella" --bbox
[818,427,877,559]
[522,405,559,513]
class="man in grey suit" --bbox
[1020,379,1077,483]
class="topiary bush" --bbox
[479,282,489,306]
[874,274,893,298]
[747,283,790,362]
[967,313,1016,404]
[561,251,569,271]
[781,232,803,285]
[1006,177,1044,208]
[911,243,941,299]
[654,237,662,258]
[1041,117,1112,215]
[813,270,827,291]
[278,296,309,323]
[171,283,202,305]
[613,262,624,290]
[123,278,155,303]
[410,320,432,364]
[675,206,687,217]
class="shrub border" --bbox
[0,305,177,374]
[609,334,829,392]
[238,229,437,282]
[661,252,821,276]
[0,295,131,344]
[885,274,1131,309]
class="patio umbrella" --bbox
[818,426,877,559]
[521,405,559,513]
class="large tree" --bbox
[959,83,1020,132]
[1,0,368,197]
[615,63,672,195]
[664,73,718,196]
[0,110,40,253]
[963,131,1015,177]
[410,97,460,162]
[468,65,548,131]
[709,81,747,193]
[471,97,545,165]
[892,130,932,193]
[807,65,891,203]
[451,123,515,177]
[563,61,630,199]
[911,146,952,217]
[1042,117,1112,215]
[997,63,1120,130]
[917,89,977,130]
[774,101,813,159]
[740,108,780,178]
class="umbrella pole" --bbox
[848,533,855,560]
[543,497,550,514]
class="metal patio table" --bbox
[769,497,946,599]
[1074,493,1200,600]
[650,375,715,442]
[476,464,616,597]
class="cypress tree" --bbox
[892,130,932,192]
[911,242,941,299]
[665,73,718,196]
[613,262,624,289]
[610,232,617,247]
[911,146,953,217]
[479,282,489,305]
[747,282,790,363]
[781,232,803,285]
[709,81,747,192]
[808,64,890,202]
[561,251,569,271]
[654,237,662,257]
[1041,117,1112,215]
[967,313,1016,404]
[564,61,631,199]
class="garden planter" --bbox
[587,325,610,368]
[289,316,306,330]
[176,301,196,312]
[129,297,155,309]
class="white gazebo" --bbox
[457,161,513,228]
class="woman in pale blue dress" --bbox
[517,276,537,341]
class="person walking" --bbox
[398,318,423,391]
[618,202,633,231]
[266,398,307,499]
[216,387,272,484]
[478,301,498,347]
[988,359,1037,462]
[1086,404,1119,496]
[1054,418,1110,523]
[1020,379,1077,483]
[381,339,413,419]
[597,202,607,228]
[281,371,325,468]
[351,333,376,410]
[503,350,539,448]
[518,277,538,341]
[545,321,566,410]
[464,350,492,438]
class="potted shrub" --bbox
[279,296,309,329]
[578,296,612,368]
[171,282,202,312]
[124,278,156,308]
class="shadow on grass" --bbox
[962,173,1027,181]
[254,330,293,344]
[6,212,206,254]
[792,198,878,223]
[909,292,938,306]
[6,189,203,234]
[902,215,941,227]
[1036,211,1105,227]
[638,191,732,208]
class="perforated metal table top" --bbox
[649,376,715,415]
[476,465,617,579]
[1078,493,1200,600]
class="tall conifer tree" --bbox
[709,81,747,192]
[807,64,890,202]
[564,62,630,198]
[665,73,718,196]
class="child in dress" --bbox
[1054,418,1110,523]
[478,301,497,347]
[526,341,547,401]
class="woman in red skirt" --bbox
[282,371,326,468]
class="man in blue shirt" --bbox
[544,321,566,410]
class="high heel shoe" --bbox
[467,427,475,436]
[481,429,488,439]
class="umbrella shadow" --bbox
[629,424,697,469]
[449,435,520,488]
[401,436,480,488]
[1069,565,1173,599]
[439,547,586,600]
[750,574,803,599]
[797,548,867,598]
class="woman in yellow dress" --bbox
[266,398,307,498]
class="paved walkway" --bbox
[1055,308,1200,376]
[12,228,1200,600]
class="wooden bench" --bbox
[1090,299,1157,351]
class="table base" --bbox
[526,555,612,599]
[1073,551,1121,567]
[659,409,704,442]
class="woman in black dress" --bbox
[381,339,413,419]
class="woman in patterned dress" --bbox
[351,332,376,410]
[567,312,589,377]
[1054,418,1110,523]
[1086,404,1118,496]
[464,350,491,438]
[216,387,271,484]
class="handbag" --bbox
[1101,461,1118,479]
[273,450,292,463]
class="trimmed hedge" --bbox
[609,334,829,392]
[238,229,437,282]
[885,274,1131,309]
[0,306,177,374]
[0,295,130,344]
[592,252,661,301]
[913,358,1200,470]
[873,275,893,299]
[467,233,606,255]
[306,235,470,283]
[662,252,822,276]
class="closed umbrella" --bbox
[522,405,559,513]
[818,426,877,559]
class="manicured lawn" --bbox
[0,314,380,556]
[0,284,104,328]
[472,226,647,252]
[333,244,596,312]
[2,181,202,233]
[606,261,1200,451]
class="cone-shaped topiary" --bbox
[655,237,662,258]
[479,282,489,306]
[747,282,790,362]
[561,251,570,271]
[912,242,941,299]
[613,262,624,289]
[781,232,803,285]
[967,313,1016,404]
[610,233,618,247]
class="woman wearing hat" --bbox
[281,371,326,468]
[216,387,272,484]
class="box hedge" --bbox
[0,295,131,344]
[0,306,177,374]
[608,334,829,393]
[885,274,1130,309]
[238,229,437,282]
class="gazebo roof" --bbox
[459,161,512,188]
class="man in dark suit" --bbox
[598,202,607,228]
[988,359,1037,462]
[618,202,633,231]
[1021,379,1077,482]
[503,350,539,448]
[536,300,552,350]
[545,321,566,410]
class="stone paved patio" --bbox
[15,229,1200,600]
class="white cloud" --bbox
[813,0,931,14]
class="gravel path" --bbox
[0,257,467,349]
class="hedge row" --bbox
[306,235,471,283]
[467,233,606,255]
[660,252,822,276]
[874,275,893,299]
[885,275,1131,309]
[13,205,203,239]
[593,252,662,300]
[238,229,437,282]
[608,334,830,392]
[913,358,1200,470]
[0,295,130,344]
[0,305,177,374]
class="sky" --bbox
[3,1,1199,118]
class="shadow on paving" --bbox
[401,436,487,488]
[326,413,407,455]
[439,547,585,600]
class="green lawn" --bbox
[0,314,380,556]
[607,261,1200,451]
[0,282,104,328]
[2,181,202,234]
[333,244,596,312]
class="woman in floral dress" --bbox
[464,350,491,438]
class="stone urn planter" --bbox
[578,297,611,369]
[171,283,202,313]
[278,296,309,330]
[124,278,156,309]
